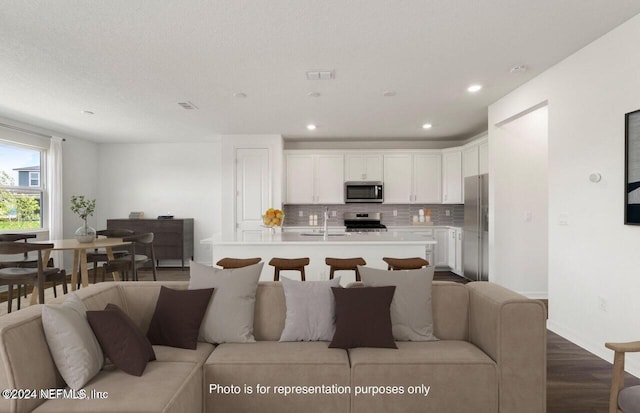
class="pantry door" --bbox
[235,148,270,241]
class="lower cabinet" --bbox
[434,228,449,268]
[435,227,463,274]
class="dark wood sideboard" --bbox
[106,218,194,269]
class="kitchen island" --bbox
[202,231,437,283]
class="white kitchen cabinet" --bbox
[345,154,383,181]
[454,228,463,276]
[384,152,441,203]
[286,153,344,204]
[434,228,449,268]
[447,228,457,269]
[462,145,479,178]
[442,150,462,204]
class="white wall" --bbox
[490,106,548,298]
[96,141,222,264]
[489,13,640,375]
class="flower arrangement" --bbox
[262,208,284,227]
[70,195,96,223]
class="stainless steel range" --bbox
[343,212,388,232]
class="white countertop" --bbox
[203,231,437,246]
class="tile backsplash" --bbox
[283,203,464,227]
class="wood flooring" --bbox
[0,268,635,412]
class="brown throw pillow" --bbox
[329,286,397,349]
[87,304,156,376]
[147,286,214,349]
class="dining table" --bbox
[31,237,130,304]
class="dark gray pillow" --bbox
[279,276,341,342]
[359,265,438,341]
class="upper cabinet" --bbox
[479,140,489,175]
[384,152,441,203]
[285,153,344,204]
[462,145,479,178]
[442,149,462,204]
[345,154,383,181]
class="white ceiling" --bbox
[1,1,639,143]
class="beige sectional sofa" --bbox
[0,280,546,413]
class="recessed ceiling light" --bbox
[422,123,433,130]
[307,92,321,97]
[307,124,317,131]
[382,90,396,97]
[233,92,247,98]
[467,84,483,93]
[81,110,94,115]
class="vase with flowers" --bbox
[70,195,97,243]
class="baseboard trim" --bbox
[547,319,640,379]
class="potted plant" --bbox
[70,195,96,243]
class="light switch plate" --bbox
[558,213,569,225]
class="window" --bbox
[0,142,45,230]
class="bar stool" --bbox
[269,257,310,281]
[325,257,366,282]
[382,257,429,270]
[216,257,261,269]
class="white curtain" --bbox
[47,137,64,266]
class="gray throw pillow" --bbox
[279,276,341,342]
[359,265,438,341]
[189,260,263,344]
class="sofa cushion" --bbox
[349,341,498,413]
[87,304,156,376]
[31,361,203,413]
[189,261,263,344]
[329,286,397,349]
[147,286,214,349]
[279,276,341,342]
[205,342,350,413]
[41,294,104,390]
[360,265,437,341]
[152,342,215,364]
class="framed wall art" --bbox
[625,109,640,224]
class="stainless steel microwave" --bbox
[344,181,384,203]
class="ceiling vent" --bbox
[177,101,199,110]
[306,70,334,80]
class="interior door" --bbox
[236,148,270,240]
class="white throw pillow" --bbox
[188,260,263,344]
[359,265,438,341]
[42,294,104,390]
[279,276,341,342]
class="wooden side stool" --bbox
[325,257,366,282]
[216,257,262,269]
[269,257,310,281]
[382,257,429,270]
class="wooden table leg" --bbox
[70,250,80,291]
[79,249,89,288]
[30,248,53,305]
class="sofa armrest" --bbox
[467,282,547,413]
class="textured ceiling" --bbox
[0,1,639,143]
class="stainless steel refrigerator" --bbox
[463,174,489,281]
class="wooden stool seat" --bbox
[216,257,261,269]
[325,257,366,281]
[382,257,429,270]
[269,257,310,281]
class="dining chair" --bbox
[102,232,157,281]
[86,228,134,283]
[0,241,66,312]
[606,340,640,413]
[0,233,66,299]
